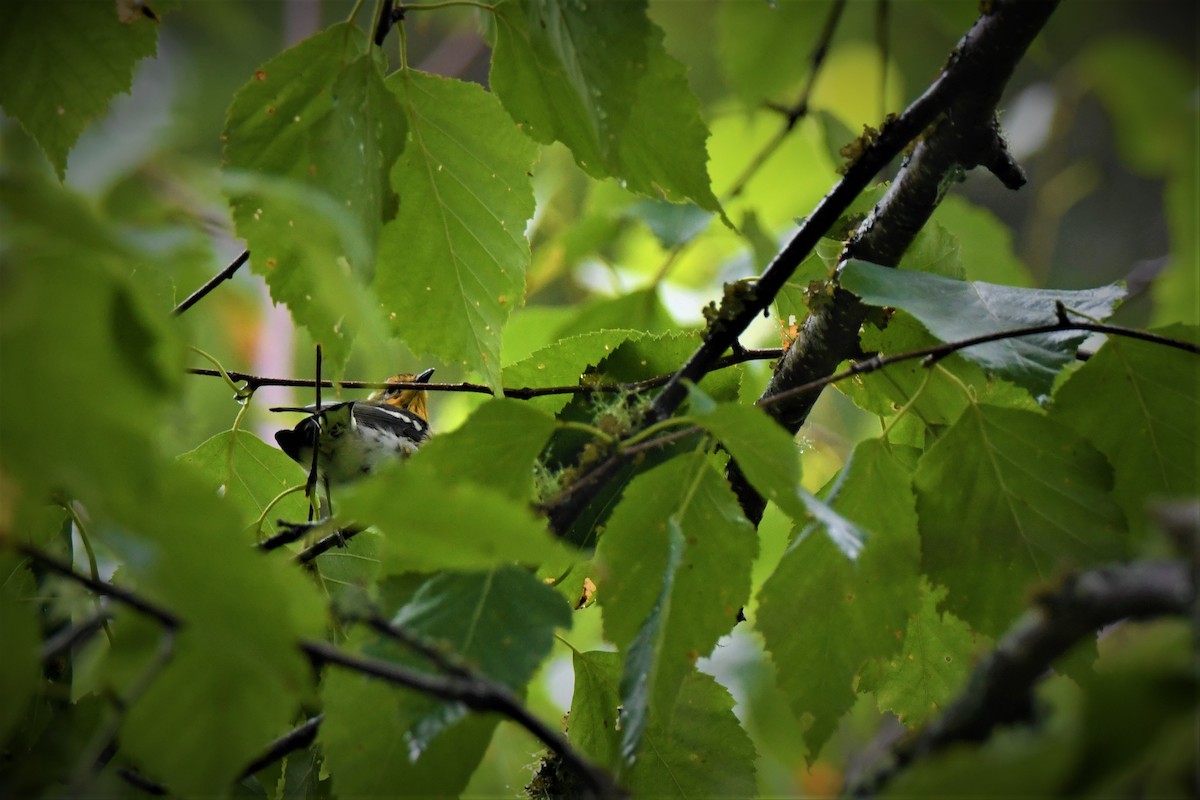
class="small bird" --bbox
[274,368,435,487]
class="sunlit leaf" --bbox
[491,0,720,211]
[377,70,536,391]
[339,463,572,574]
[689,390,807,520]
[177,430,309,537]
[502,330,645,414]
[414,399,557,502]
[224,24,404,372]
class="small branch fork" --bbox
[850,559,1196,798]
[534,316,1199,513]
[543,0,1063,536]
[12,544,621,797]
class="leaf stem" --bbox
[59,503,114,645]
[879,366,934,440]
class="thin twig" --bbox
[188,348,785,398]
[363,614,474,679]
[299,640,625,799]
[171,250,250,317]
[728,0,848,200]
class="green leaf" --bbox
[568,650,624,769]
[618,517,685,764]
[838,312,1038,447]
[0,2,165,179]
[841,260,1126,396]
[862,580,978,728]
[931,196,1034,286]
[414,399,557,502]
[628,668,758,798]
[316,530,384,607]
[0,174,182,503]
[627,199,714,249]
[491,0,721,212]
[395,567,570,688]
[320,667,497,797]
[716,0,828,107]
[379,567,570,751]
[98,464,327,795]
[688,392,806,520]
[1050,326,1199,533]
[756,439,921,759]
[502,330,645,414]
[898,222,965,279]
[596,332,741,404]
[377,70,537,392]
[339,463,571,574]
[177,430,309,537]
[224,24,404,373]
[225,170,394,373]
[225,26,403,265]
[595,453,757,763]
[567,652,758,796]
[915,405,1129,635]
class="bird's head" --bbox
[369,367,435,421]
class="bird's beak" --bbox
[415,368,435,383]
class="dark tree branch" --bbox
[731,0,1060,523]
[373,0,398,46]
[295,525,366,564]
[171,250,250,317]
[850,559,1196,798]
[299,640,625,799]
[544,0,1061,536]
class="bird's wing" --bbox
[350,402,431,444]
